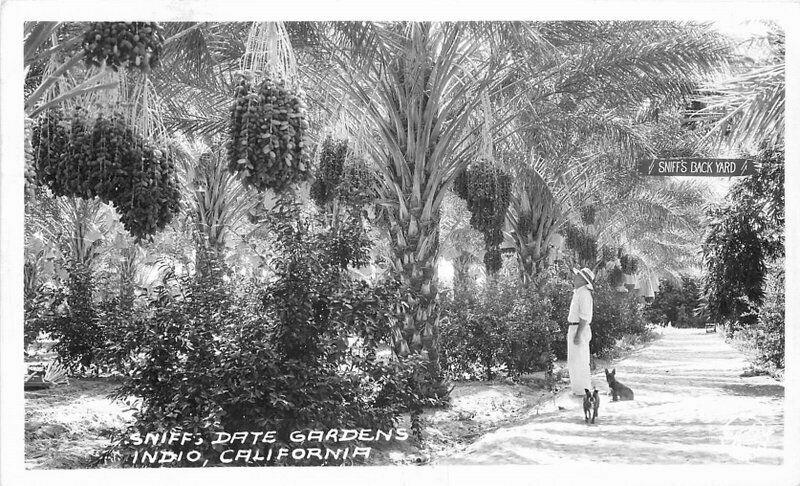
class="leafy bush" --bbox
[25,261,147,373]
[107,211,439,467]
[548,276,649,360]
[32,262,105,371]
[439,276,559,380]
[502,286,559,376]
[590,281,648,357]
[544,272,574,361]
[645,276,703,327]
[735,263,785,370]
[93,297,147,374]
[702,146,784,332]
[752,267,784,369]
[24,269,50,349]
[438,290,501,380]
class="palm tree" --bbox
[594,176,707,281]
[301,22,559,380]
[286,21,732,380]
[23,22,737,381]
[695,23,784,150]
[177,141,258,280]
[495,22,730,284]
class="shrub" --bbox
[438,290,502,380]
[439,276,559,380]
[500,286,559,376]
[24,277,51,349]
[702,146,784,331]
[25,262,148,374]
[590,281,648,357]
[107,212,439,467]
[548,276,648,360]
[748,264,784,369]
[93,297,148,374]
[544,272,574,361]
[34,262,105,371]
[645,276,703,327]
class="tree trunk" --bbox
[388,207,446,394]
[452,252,473,295]
[511,173,560,286]
[195,232,227,282]
[119,246,137,309]
[514,211,557,286]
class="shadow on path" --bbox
[437,328,783,465]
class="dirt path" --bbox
[437,327,784,465]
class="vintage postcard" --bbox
[1,1,798,485]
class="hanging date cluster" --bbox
[336,155,378,212]
[453,158,511,274]
[310,136,348,207]
[563,222,597,265]
[32,108,180,240]
[227,75,311,193]
[311,139,377,215]
[82,22,164,72]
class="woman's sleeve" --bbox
[578,291,593,322]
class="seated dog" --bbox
[604,368,634,401]
[583,388,599,424]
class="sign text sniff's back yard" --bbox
[637,158,756,177]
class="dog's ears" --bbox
[604,368,609,373]
[612,368,616,374]
[584,388,591,395]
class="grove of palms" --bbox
[19,20,785,468]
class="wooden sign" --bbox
[637,158,756,177]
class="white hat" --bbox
[572,267,595,291]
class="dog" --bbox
[583,388,599,424]
[604,368,634,401]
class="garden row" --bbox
[438,269,654,382]
[27,206,441,467]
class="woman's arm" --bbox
[573,290,592,344]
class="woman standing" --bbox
[567,267,595,396]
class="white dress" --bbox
[567,286,593,394]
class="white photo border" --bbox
[2,2,798,485]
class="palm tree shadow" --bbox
[720,383,784,397]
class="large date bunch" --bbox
[31,107,180,240]
[82,22,163,72]
[453,158,511,274]
[227,75,311,193]
[310,136,348,207]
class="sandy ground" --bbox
[437,327,784,465]
[370,379,557,465]
[27,327,779,468]
[25,378,133,469]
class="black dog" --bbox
[583,388,599,424]
[604,368,634,401]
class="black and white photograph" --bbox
[0,2,798,485]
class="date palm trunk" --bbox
[325,23,513,394]
[388,202,446,391]
[510,176,560,286]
